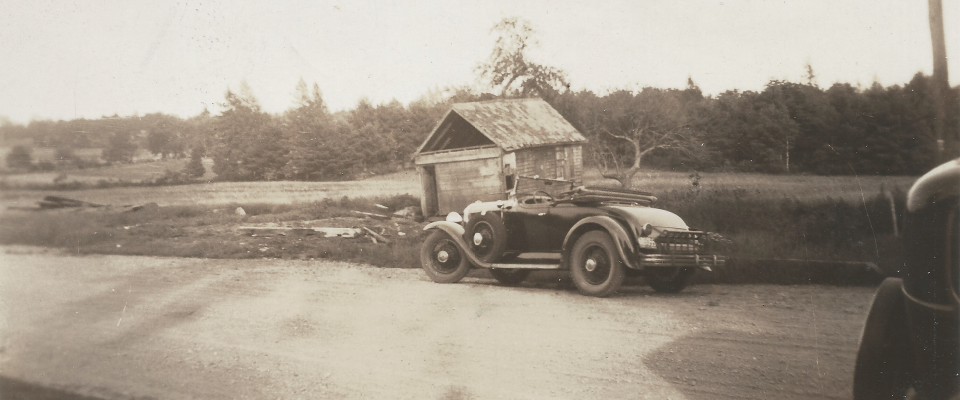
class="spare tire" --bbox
[465,212,507,263]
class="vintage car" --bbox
[419,176,727,297]
[853,159,959,399]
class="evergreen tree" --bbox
[211,81,288,181]
[6,145,33,170]
[184,144,206,178]
[281,80,360,180]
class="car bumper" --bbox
[636,254,727,271]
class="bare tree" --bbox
[586,87,705,188]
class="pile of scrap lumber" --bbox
[239,226,362,238]
[238,207,426,245]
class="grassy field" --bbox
[0,157,217,186]
[0,169,421,209]
[582,169,917,203]
[0,165,917,208]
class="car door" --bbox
[511,198,555,252]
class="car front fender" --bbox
[422,221,493,269]
[562,216,639,270]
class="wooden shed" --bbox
[414,98,587,217]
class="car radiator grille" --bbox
[655,231,705,254]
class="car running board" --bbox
[488,263,562,270]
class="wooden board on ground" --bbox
[240,226,360,238]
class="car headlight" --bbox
[446,212,463,223]
[637,236,657,250]
[640,223,653,236]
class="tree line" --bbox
[549,73,958,185]
[3,17,957,182]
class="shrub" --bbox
[103,132,137,163]
[656,187,904,270]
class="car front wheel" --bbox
[570,230,625,297]
[420,230,471,284]
[465,213,507,263]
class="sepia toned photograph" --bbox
[1,1,958,399]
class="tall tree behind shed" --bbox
[475,17,569,100]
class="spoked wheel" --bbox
[465,213,507,263]
[645,267,697,293]
[489,268,532,285]
[570,231,625,297]
[420,230,471,283]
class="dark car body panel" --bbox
[447,177,725,272]
[854,159,960,399]
[900,159,960,397]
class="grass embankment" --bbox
[0,186,906,284]
[0,195,426,269]
[665,187,903,285]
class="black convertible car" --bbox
[419,177,727,297]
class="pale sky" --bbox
[1,0,958,124]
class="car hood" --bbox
[601,205,689,230]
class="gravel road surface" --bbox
[0,247,876,399]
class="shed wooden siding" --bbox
[515,145,583,184]
[434,157,504,214]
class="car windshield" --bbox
[514,176,575,200]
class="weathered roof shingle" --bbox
[420,98,586,154]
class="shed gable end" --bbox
[419,112,494,153]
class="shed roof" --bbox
[417,98,586,154]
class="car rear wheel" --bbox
[489,268,531,285]
[645,267,696,293]
[420,230,471,284]
[465,213,507,263]
[570,231,625,297]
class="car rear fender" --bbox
[562,216,639,270]
[423,221,493,269]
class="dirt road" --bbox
[0,246,876,399]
